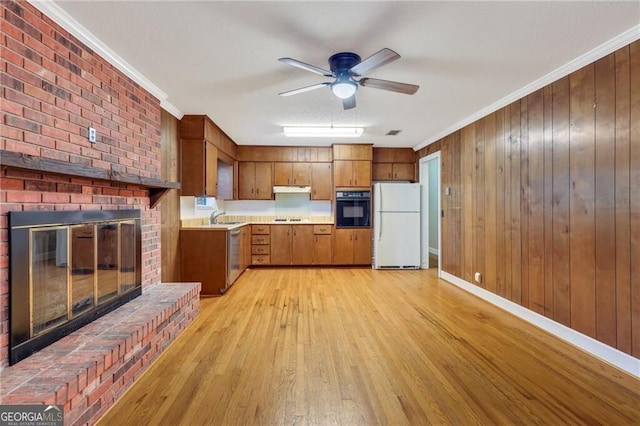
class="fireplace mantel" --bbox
[0,150,180,208]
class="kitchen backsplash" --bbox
[180,196,331,220]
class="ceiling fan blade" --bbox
[278,82,331,97]
[279,57,333,77]
[359,78,419,95]
[342,96,356,110]
[349,48,400,76]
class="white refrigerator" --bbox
[373,182,421,269]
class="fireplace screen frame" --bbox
[9,209,142,365]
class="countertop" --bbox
[182,218,334,231]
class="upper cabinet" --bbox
[332,144,373,188]
[181,139,217,196]
[334,160,371,187]
[311,163,332,200]
[239,162,273,200]
[274,162,311,186]
[180,115,238,197]
[372,147,416,182]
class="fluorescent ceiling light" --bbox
[283,126,364,138]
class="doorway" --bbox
[419,153,441,273]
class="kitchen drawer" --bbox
[251,245,270,255]
[252,225,270,235]
[251,235,270,245]
[252,255,270,265]
[313,225,333,235]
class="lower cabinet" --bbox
[251,224,270,265]
[270,224,335,265]
[333,228,372,265]
[181,226,251,296]
[292,225,314,265]
[313,225,333,265]
[270,225,314,265]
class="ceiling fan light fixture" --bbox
[331,80,357,99]
[283,126,363,138]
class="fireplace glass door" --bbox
[10,209,142,365]
[31,227,69,336]
[71,224,95,316]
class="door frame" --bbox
[419,152,441,275]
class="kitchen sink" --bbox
[217,221,243,225]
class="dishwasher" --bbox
[225,229,242,292]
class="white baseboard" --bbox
[428,247,439,256]
[440,271,640,379]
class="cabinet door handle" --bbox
[394,173,397,178]
[350,235,352,241]
[355,234,358,241]
[257,188,260,194]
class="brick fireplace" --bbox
[0,0,165,369]
[0,1,198,424]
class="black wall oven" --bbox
[336,190,371,228]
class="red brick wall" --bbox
[0,0,163,368]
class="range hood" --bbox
[273,186,311,194]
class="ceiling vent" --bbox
[386,130,402,136]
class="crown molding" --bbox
[27,0,183,119]
[414,24,640,151]
[160,100,184,120]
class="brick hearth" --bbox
[0,282,200,425]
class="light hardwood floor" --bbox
[98,268,640,425]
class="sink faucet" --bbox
[210,210,226,224]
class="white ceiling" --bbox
[50,1,640,149]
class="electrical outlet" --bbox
[88,127,97,143]
[474,272,482,283]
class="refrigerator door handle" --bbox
[377,184,382,241]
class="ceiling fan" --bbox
[278,48,419,110]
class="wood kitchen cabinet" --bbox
[333,144,372,161]
[311,163,332,200]
[181,226,251,296]
[372,163,415,181]
[180,229,227,296]
[333,144,372,187]
[270,225,314,265]
[274,162,311,186]
[334,160,371,188]
[181,139,218,196]
[372,147,416,182]
[270,225,292,265]
[251,224,270,265]
[239,162,272,200]
[313,225,333,265]
[333,228,372,265]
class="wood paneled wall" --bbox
[160,110,181,282]
[424,39,640,357]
